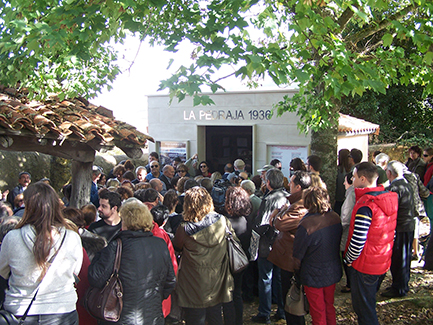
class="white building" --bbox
[147,90,379,177]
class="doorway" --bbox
[205,126,253,174]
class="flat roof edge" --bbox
[146,88,299,98]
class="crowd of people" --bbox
[0,147,432,325]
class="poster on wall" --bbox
[159,141,188,164]
[267,145,309,178]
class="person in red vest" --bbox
[344,162,398,325]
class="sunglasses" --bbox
[424,154,429,157]
[177,170,186,173]
[200,165,207,168]
[150,165,159,168]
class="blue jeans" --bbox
[390,231,414,295]
[257,257,284,318]
[349,267,383,325]
[20,310,78,325]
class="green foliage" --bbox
[341,84,433,146]
[1,0,433,136]
[154,0,433,133]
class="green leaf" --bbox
[294,69,310,84]
[424,52,433,65]
[382,34,394,47]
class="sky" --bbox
[92,36,284,133]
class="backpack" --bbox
[211,179,232,214]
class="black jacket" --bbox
[88,230,176,325]
[293,211,342,288]
[386,177,415,232]
[159,174,173,191]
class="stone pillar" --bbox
[70,160,93,208]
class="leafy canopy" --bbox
[1,0,432,133]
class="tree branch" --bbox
[346,3,417,45]
[212,71,236,83]
[337,6,355,33]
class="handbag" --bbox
[225,225,249,274]
[248,229,260,261]
[285,276,309,316]
[84,238,123,322]
[0,231,67,325]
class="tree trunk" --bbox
[310,105,339,205]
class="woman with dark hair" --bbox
[290,157,307,172]
[293,187,342,325]
[176,163,191,178]
[89,201,176,325]
[97,173,107,189]
[0,182,83,324]
[223,187,252,325]
[405,145,426,182]
[423,148,433,188]
[335,149,351,215]
[198,161,212,178]
[163,189,183,237]
[173,187,234,325]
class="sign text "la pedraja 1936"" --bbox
[183,109,271,121]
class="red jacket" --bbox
[152,222,178,317]
[424,162,433,188]
[345,186,398,275]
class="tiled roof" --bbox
[338,113,380,136]
[0,87,154,151]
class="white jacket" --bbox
[0,225,82,316]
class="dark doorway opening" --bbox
[205,126,252,174]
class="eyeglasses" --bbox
[200,165,207,169]
[177,170,186,173]
[424,154,429,157]
[150,165,159,168]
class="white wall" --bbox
[147,90,311,173]
[337,134,369,162]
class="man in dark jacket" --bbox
[251,168,288,324]
[383,160,415,298]
[344,162,398,325]
[159,165,175,191]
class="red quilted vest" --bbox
[345,186,398,275]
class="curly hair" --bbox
[163,189,179,212]
[225,187,252,217]
[303,187,331,215]
[116,186,134,201]
[119,201,153,232]
[177,176,190,194]
[183,187,214,222]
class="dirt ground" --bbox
[243,220,433,324]
[242,262,433,325]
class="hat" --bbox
[257,165,275,173]
[234,159,245,169]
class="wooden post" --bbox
[70,160,93,209]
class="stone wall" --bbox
[0,149,149,195]
[368,144,409,163]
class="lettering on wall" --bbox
[183,109,272,121]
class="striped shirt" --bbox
[345,206,373,264]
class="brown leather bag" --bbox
[84,238,123,322]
